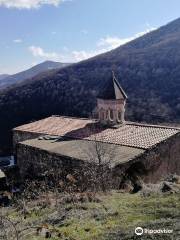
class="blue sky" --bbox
[0,0,180,74]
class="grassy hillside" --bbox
[1,18,180,154]
[3,191,180,240]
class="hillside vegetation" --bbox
[2,191,180,240]
[0,61,70,89]
[1,18,180,154]
[0,74,9,80]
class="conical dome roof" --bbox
[97,72,127,100]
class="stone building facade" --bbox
[13,73,180,185]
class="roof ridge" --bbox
[126,121,180,130]
[97,72,127,100]
[51,115,96,121]
[112,72,128,99]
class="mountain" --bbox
[1,18,180,154]
[0,61,70,89]
[0,74,9,81]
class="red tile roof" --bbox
[14,116,180,149]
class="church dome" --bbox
[97,72,127,126]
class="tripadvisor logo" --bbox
[135,226,173,236]
[135,227,144,236]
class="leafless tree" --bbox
[75,122,116,192]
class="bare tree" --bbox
[75,122,116,192]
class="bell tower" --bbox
[97,72,127,126]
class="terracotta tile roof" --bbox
[14,116,94,136]
[14,116,180,149]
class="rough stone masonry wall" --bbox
[13,131,47,163]
[114,132,180,184]
[16,143,84,178]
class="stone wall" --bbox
[114,132,180,184]
[16,143,84,178]
[13,130,47,163]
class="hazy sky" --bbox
[0,0,180,74]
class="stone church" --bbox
[13,73,180,185]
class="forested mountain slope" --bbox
[1,18,180,154]
[0,61,70,89]
[0,74,9,80]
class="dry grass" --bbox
[1,190,179,240]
